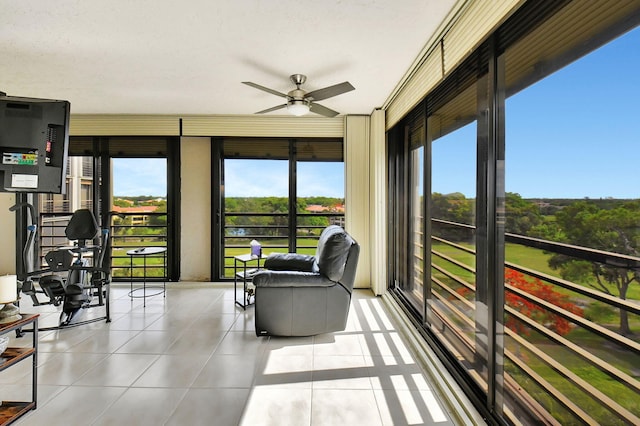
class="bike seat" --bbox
[65,209,100,244]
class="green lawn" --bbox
[111,240,167,278]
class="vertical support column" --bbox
[180,137,211,281]
[369,109,387,295]
[344,115,371,289]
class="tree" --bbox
[431,192,474,242]
[505,193,543,236]
[549,201,640,336]
[504,269,583,336]
[456,268,583,336]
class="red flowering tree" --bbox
[504,268,583,336]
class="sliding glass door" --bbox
[216,137,344,279]
[387,2,640,424]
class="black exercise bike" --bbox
[10,203,112,329]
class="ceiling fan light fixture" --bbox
[287,99,310,116]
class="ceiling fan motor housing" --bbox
[287,88,307,101]
[290,74,307,86]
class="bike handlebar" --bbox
[9,202,37,225]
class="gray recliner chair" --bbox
[253,225,360,337]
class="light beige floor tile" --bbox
[107,312,164,330]
[311,389,382,426]
[164,326,227,355]
[266,336,314,356]
[92,387,187,426]
[208,299,248,315]
[374,389,454,425]
[128,292,169,313]
[73,353,159,386]
[108,298,140,314]
[255,353,313,389]
[240,387,312,426]
[133,353,210,388]
[192,354,260,388]
[230,310,256,332]
[166,388,250,426]
[312,355,373,389]
[367,355,432,390]
[17,385,126,426]
[214,330,268,356]
[34,352,109,386]
[114,329,182,354]
[37,328,98,353]
[352,296,396,332]
[359,330,414,361]
[0,383,64,407]
[314,333,364,356]
[67,329,140,353]
[144,313,195,331]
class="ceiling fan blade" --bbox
[256,104,287,114]
[309,102,339,118]
[242,82,288,98]
[305,81,355,101]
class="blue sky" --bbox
[113,158,167,197]
[112,158,345,197]
[114,26,639,199]
[224,159,345,198]
[433,25,640,199]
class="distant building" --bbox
[112,205,159,225]
[306,204,328,213]
[305,204,346,227]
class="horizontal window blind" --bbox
[182,115,343,138]
[223,137,343,161]
[69,137,170,157]
[70,115,180,136]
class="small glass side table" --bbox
[234,254,266,309]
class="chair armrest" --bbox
[253,270,334,288]
[264,253,316,272]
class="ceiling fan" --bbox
[242,74,355,117]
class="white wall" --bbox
[0,193,16,274]
[179,137,211,281]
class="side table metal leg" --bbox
[143,254,147,307]
[130,254,133,302]
[234,258,238,307]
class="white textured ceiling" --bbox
[0,0,456,116]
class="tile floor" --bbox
[2,284,456,426]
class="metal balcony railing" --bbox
[424,218,640,425]
[222,211,344,278]
[110,212,167,281]
[37,211,168,281]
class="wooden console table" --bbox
[0,314,38,425]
